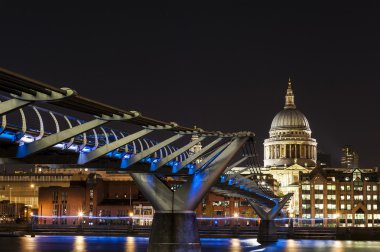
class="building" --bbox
[38,173,153,225]
[0,166,81,210]
[0,200,29,223]
[299,167,380,227]
[262,79,317,216]
[195,193,258,226]
[341,145,359,169]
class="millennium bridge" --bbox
[0,68,291,251]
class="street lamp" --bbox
[30,184,35,208]
[129,212,134,231]
[233,212,239,226]
[8,186,12,203]
[78,211,84,230]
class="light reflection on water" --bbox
[0,236,379,252]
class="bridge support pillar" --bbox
[248,193,293,244]
[131,136,249,252]
[257,219,277,243]
[148,211,200,252]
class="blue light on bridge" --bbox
[80,146,92,153]
[228,178,235,185]
[0,130,19,142]
[220,175,227,183]
[30,215,340,222]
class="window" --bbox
[302,214,311,218]
[367,185,372,191]
[346,185,351,191]
[374,204,378,210]
[315,194,324,200]
[302,194,310,200]
[315,204,324,210]
[374,185,378,191]
[354,195,363,201]
[327,204,336,209]
[302,204,310,209]
[347,204,351,210]
[373,195,378,201]
[368,204,372,210]
[327,185,336,190]
[302,185,311,190]
[340,204,345,210]
[327,195,336,200]
[367,195,371,201]
[347,195,351,200]
[52,191,58,201]
[315,184,323,190]
[340,195,345,200]
[340,185,345,191]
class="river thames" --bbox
[0,236,379,251]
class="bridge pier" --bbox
[257,219,278,243]
[248,193,292,244]
[131,136,248,252]
[148,211,200,252]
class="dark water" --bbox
[0,236,380,252]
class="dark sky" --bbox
[0,2,379,167]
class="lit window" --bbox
[302,185,311,190]
[302,204,310,209]
[374,204,378,210]
[347,195,351,200]
[327,195,336,200]
[315,184,324,190]
[302,194,310,200]
[354,195,363,201]
[374,185,378,191]
[346,185,351,190]
[347,204,351,210]
[340,204,345,210]
[373,195,378,200]
[315,194,324,200]
[340,195,345,200]
[327,204,336,209]
[327,185,336,190]
[315,214,324,218]
[367,195,371,201]
[340,186,345,191]
[368,204,372,210]
[367,185,372,191]
[315,204,324,210]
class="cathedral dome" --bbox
[263,78,317,169]
[270,108,310,131]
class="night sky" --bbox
[0,2,379,167]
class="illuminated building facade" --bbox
[299,167,380,227]
[341,145,359,169]
[38,173,153,225]
[262,79,317,216]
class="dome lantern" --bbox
[284,78,296,109]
